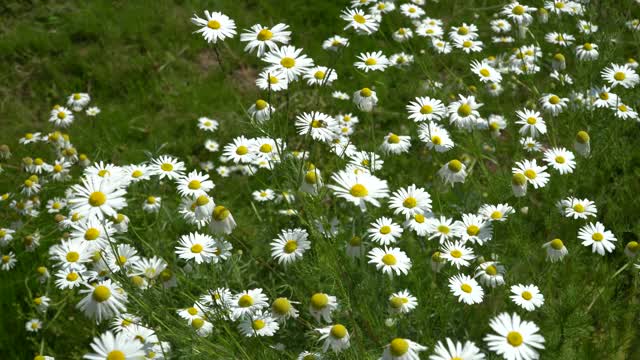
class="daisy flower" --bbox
[49,106,74,127]
[197,117,219,132]
[367,247,412,276]
[271,297,299,321]
[601,64,639,88]
[449,274,484,305]
[479,203,514,222]
[491,19,512,33]
[438,160,467,186]
[295,112,339,142]
[248,99,275,122]
[381,338,427,360]
[349,151,383,172]
[454,213,492,245]
[543,147,575,174]
[380,133,411,155]
[177,170,214,198]
[86,106,100,116]
[430,338,486,360]
[544,32,574,47]
[322,35,350,52]
[252,189,275,202]
[453,38,483,53]
[341,8,379,34]
[19,132,42,145]
[367,217,403,245]
[441,241,475,269]
[70,216,115,250]
[238,311,280,337]
[471,60,502,83]
[520,137,542,152]
[400,3,425,18]
[614,103,638,120]
[231,288,269,320]
[309,293,338,323]
[270,228,310,265]
[83,331,145,360]
[510,284,544,312]
[512,159,550,189]
[263,45,314,82]
[407,96,446,122]
[539,94,568,116]
[354,51,388,72]
[77,279,127,322]
[176,232,217,264]
[352,87,378,112]
[68,176,127,220]
[388,289,418,314]
[576,42,599,61]
[256,69,288,92]
[209,204,237,235]
[484,313,545,360]
[25,319,43,333]
[389,184,431,219]
[317,324,350,353]
[543,238,568,262]
[67,92,91,111]
[151,155,185,180]
[448,95,483,130]
[240,23,290,57]
[304,66,338,86]
[432,38,452,54]
[1,252,17,271]
[418,122,454,152]
[328,170,389,211]
[142,196,161,213]
[561,197,597,219]
[190,10,236,44]
[426,216,456,243]
[223,136,256,164]
[578,222,617,256]
[475,261,506,288]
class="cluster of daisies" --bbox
[2,0,640,359]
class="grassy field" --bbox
[1,0,640,359]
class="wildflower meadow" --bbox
[2,0,640,359]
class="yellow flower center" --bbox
[522,291,533,300]
[573,204,585,213]
[146,196,157,204]
[461,284,472,293]
[365,58,377,66]
[353,14,366,24]
[592,233,604,241]
[360,88,373,97]
[304,171,317,184]
[490,211,502,220]
[236,145,249,155]
[314,71,325,80]
[257,29,273,41]
[513,5,525,15]
[448,160,463,172]
[584,43,593,50]
[187,307,198,316]
[507,331,523,346]
[191,244,203,253]
[106,350,126,360]
[349,184,369,197]
[479,68,490,77]
[526,116,537,125]
[272,298,291,314]
[330,324,347,339]
[550,238,564,250]
[379,225,392,235]
[54,164,63,173]
[467,225,480,236]
[414,214,425,223]
[390,338,409,356]
[485,264,498,275]
[268,75,279,84]
[382,254,397,265]
[213,205,230,221]
[252,319,266,330]
[88,191,107,207]
[549,95,561,105]
[462,40,473,48]
[457,104,472,117]
[284,240,298,253]
[238,294,254,307]
[188,180,202,190]
[66,251,80,262]
[66,272,79,281]
[255,99,268,110]
[451,249,462,258]
[161,163,173,172]
[555,156,565,164]
[311,293,329,309]
[57,112,66,119]
[388,134,400,144]
[84,228,100,241]
[280,57,295,69]
[512,173,527,185]
[437,225,450,234]
[207,20,221,29]
[618,105,628,112]
[191,318,205,329]
[92,285,111,302]
[627,241,639,252]
[389,296,408,308]
[432,135,442,145]
[524,169,537,179]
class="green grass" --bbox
[1,0,640,359]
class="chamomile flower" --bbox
[544,32,574,46]
[209,204,237,235]
[392,27,414,42]
[197,117,218,132]
[601,64,639,88]
[479,204,514,222]
[263,45,314,82]
[418,122,454,152]
[438,160,467,186]
[407,96,446,122]
[19,132,42,145]
[441,241,475,269]
[426,216,456,243]
[177,170,214,198]
[240,23,290,57]
[590,86,618,108]
[491,19,512,33]
[328,170,389,211]
[543,147,575,174]
[471,60,502,83]
[253,189,275,202]
[388,290,418,314]
[367,217,403,245]
[576,42,599,61]
[317,324,350,353]
[380,133,411,154]
[49,106,74,127]
[295,112,339,142]
[352,87,378,112]
[142,196,161,213]
[190,10,236,44]
[309,292,338,323]
[151,155,185,180]
[579,222,617,256]
[0,227,15,245]
[176,232,216,264]
[231,288,269,321]
[388,184,431,219]
[484,313,545,360]
[304,66,338,86]
[430,338,486,360]
[614,103,638,120]
[381,338,427,360]
[341,8,379,34]
[449,274,484,305]
[1,252,17,271]
[448,95,483,130]
[454,214,492,245]
[25,319,43,332]
[354,51,388,72]
[368,247,412,276]
[270,228,310,265]
[400,3,425,18]
[432,38,453,54]
[542,238,568,262]
[539,94,568,116]
[475,261,506,288]
[77,279,127,322]
[83,330,145,360]
[512,159,550,189]
[515,109,546,138]
[389,52,414,68]
[510,284,544,312]
[256,69,288,92]
[271,297,299,321]
[520,137,542,152]
[238,311,280,337]
[223,136,256,164]
[70,217,115,250]
[560,197,597,219]
[453,38,483,53]
[248,99,275,122]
